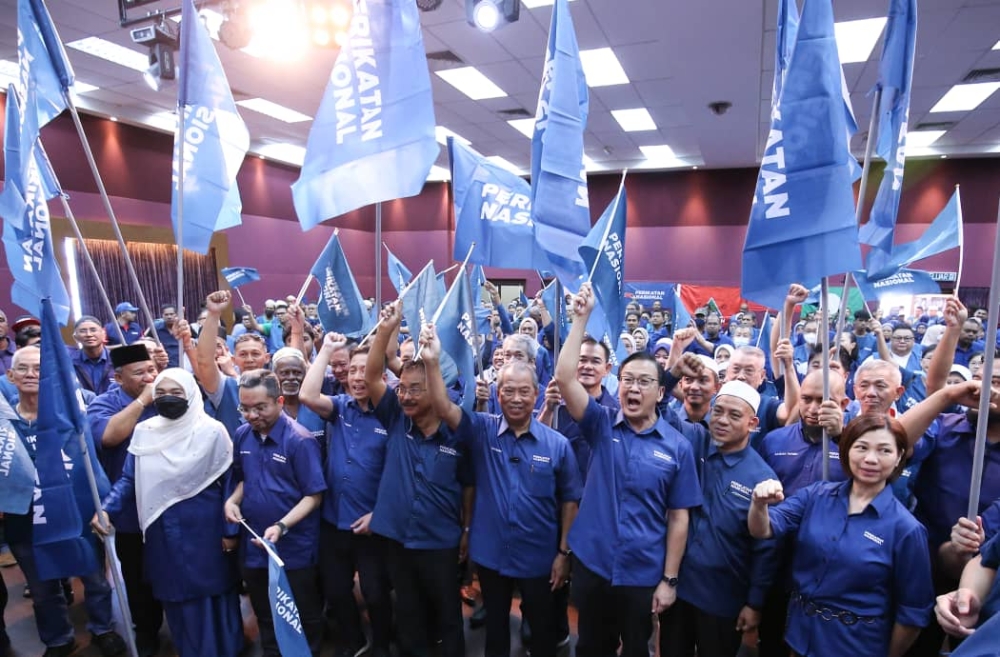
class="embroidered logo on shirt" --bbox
[773,451,800,457]
[240,450,252,455]
[272,453,287,464]
[652,450,673,463]
[374,427,387,436]
[532,455,551,464]
[491,447,503,454]
[863,530,884,546]
[439,445,458,456]
[729,481,753,500]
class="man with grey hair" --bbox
[477,333,544,414]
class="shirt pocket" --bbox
[524,461,555,498]
[429,450,460,486]
[629,454,676,500]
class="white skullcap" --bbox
[272,347,306,366]
[949,364,972,382]
[716,380,761,414]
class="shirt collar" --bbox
[613,410,668,439]
[831,480,895,517]
[498,415,538,441]
[708,440,750,467]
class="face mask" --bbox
[803,333,818,345]
[695,318,706,329]
[153,395,189,420]
[733,337,751,347]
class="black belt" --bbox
[790,592,882,626]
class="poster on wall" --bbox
[910,293,950,320]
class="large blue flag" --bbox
[867,187,963,280]
[309,232,372,338]
[449,138,553,271]
[773,0,800,104]
[858,0,918,255]
[741,0,862,309]
[34,297,111,579]
[529,0,590,288]
[470,265,487,292]
[221,266,261,289]
[265,541,312,657]
[433,269,477,412]
[17,0,71,130]
[0,88,71,323]
[579,179,627,350]
[540,278,568,334]
[172,0,249,255]
[0,393,34,514]
[384,244,413,294]
[292,0,438,229]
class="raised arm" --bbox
[554,283,595,422]
[197,291,230,395]
[300,332,348,418]
[926,298,965,396]
[899,380,999,447]
[420,323,463,431]
[366,301,401,407]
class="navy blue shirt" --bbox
[369,387,470,550]
[769,481,934,657]
[150,320,180,369]
[758,423,847,496]
[953,340,985,368]
[232,413,326,570]
[685,333,734,358]
[0,339,13,375]
[568,397,702,587]
[554,387,619,482]
[203,376,244,440]
[69,347,115,396]
[105,321,143,346]
[461,411,582,578]
[287,403,326,442]
[322,394,388,530]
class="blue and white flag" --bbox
[172,0,249,255]
[540,278,568,334]
[449,138,553,271]
[519,291,530,308]
[741,0,862,309]
[17,0,71,130]
[867,187,963,280]
[773,0,800,104]
[34,297,111,579]
[401,261,441,334]
[852,269,940,301]
[384,244,413,294]
[470,264,487,291]
[0,393,34,514]
[309,232,372,338]
[579,178,627,349]
[671,285,693,334]
[265,541,311,657]
[433,269,477,411]
[858,0,917,256]
[530,0,590,288]
[221,266,261,289]
[292,0,438,229]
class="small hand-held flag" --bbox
[221,266,261,289]
[309,231,373,338]
[384,244,413,294]
[432,269,479,411]
[579,174,628,348]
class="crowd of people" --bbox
[0,277,998,657]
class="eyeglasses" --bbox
[619,376,658,390]
[397,385,425,398]
[12,364,40,375]
[891,336,914,342]
[237,403,272,417]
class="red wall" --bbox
[1,99,997,320]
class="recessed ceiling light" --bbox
[579,48,629,87]
[929,82,1000,113]
[435,126,470,146]
[507,118,535,138]
[906,130,946,148]
[67,37,149,72]
[834,17,887,64]
[256,142,307,166]
[940,154,947,159]
[521,0,576,7]
[236,98,311,123]
[639,144,676,160]
[428,165,451,182]
[435,67,507,100]
[486,155,523,175]
[993,39,1000,51]
[612,108,657,132]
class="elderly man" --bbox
[70,316,114,396]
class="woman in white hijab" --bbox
[94,369,242,657]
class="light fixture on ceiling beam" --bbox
[130,19,179,91]
[467,0,520,32]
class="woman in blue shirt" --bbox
[748,414,934,657]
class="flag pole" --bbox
[551,278,562,430]
[233,287,247,308]
[414,244,476,361]
[375,203,383,310]
[237,518,285,568]
[820,277,832,481]
[586,171,628,283]
[966,197,1000,519]
[176,107,186,320]
[60,93,161,345]
[755,314,768,348]
[954,185,965,296]
[462,262,485,381]
[356,262,437,348]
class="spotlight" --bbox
[466,0,519,32]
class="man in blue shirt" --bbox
[953,318,986,368]
[225,370,326,657]
[69,316,114,396]
[0,309,14,375]
[421,323,583,657]
[685,312,734,358]
[104,302,142,346]
[301,336,393,657]
[555,283,702,657]
[145,304,180,368]
[364,302,472,657]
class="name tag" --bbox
[531,455,551,464]
[272,453,287,464]
[773,451,799,457]
[439,445,458,456]
[863,530,884,546]
[652,450,673,463]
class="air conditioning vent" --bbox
[914,121,955,131]
[962,68,1000,83]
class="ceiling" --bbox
[0,0,999,177]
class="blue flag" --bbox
[401,261,441,335]
[471,265,487,292]
[519,291,530,308]
[309,233,372,338]
[292,0,438,230]
[265,542,312,657]
[17,0,71,129]
[579,179,627,349]
[34,297,111,579]
[740,0,862,309]
[449,138,553,271]
[0,88,70,323]
[867,188,963,280]
[756,312,775,376]
[221,266,261,289]
[540,278,568,334]
[773,0,800,104]
[384,245,413,294]
[852,269,940,301]
[474,305,492,337]
[433,269,478,412]
[172,0,249,255]
[670,285,693,334]
[859,0,918,256]
[529,0,590,288]
[0,393,34,515]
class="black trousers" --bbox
[659,598,743,657]
[320,523,394,651]
[0,565,7,634]
[116,532,163,641]
[382,538,464,657]
[477,564,558,657]
[571,555,654,657]
[244,564,324,657]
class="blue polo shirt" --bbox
[953,340,985,368]
[369,387,470,550]
[769,481,933,657]
[667,421,780,618]
[685,333,734,358]
[757,423,847,496]
[69,347,115,396]
[204,376,243,440]
[150,320,180,369]
[914,413,1000,548]
[322,394,388,530]
[105,321,142,346]
[287,403,325,442]
[460,411,582,579]
[554,387,619,481]
[568,397,702,587]
[89,385,157,533]
[232,414,326,570]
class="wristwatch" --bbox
[662,575,679,588]
[558,548,572,557]
[274,521,289,537]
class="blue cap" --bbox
[115,302,139,315]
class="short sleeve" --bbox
[665,438,703,510]
[555,439,583,503]
[577,397,611,449]
[292,434,328,497]
[981,533,1000,571]
[767,485,812,540]
[892,521,935,628]
[324,395,343,423]
[373,386,403,431]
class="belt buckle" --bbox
[838,611,859,626]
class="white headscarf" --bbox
[128,368,233,535]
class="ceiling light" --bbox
[236,98,312,123]
[993,39,1000,51]
[428,165,451,181]
[487,155,524,175]
[67,37,150,72]
[507,118,535,138]
[109,116,118,122]
[640,145,676,160]
[467,0,520,32]
[435,126,470,146]
[579,48,629,87]
[834,17,887,64]
[612,108,657,132]
[256,143,307,166]
[436,67,508,100]
[521,0,575,7]
[906,130,946,148]
[929,82,1000,113]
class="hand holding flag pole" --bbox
[238,518,285,568]
[357,264,444,348]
